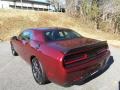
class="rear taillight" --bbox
[64,54,88,65]
[63,44,108,68]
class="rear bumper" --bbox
[59,50,110,86]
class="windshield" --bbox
[44,29,81,41]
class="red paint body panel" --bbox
[10,27,110,86]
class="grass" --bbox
[0,9,120,46]
[0,9,77,41]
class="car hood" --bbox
[46,37,101,54]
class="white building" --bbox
[0,0,50,11]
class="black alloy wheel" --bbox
[11,44,18,56]
[31,57,49,85]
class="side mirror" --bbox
[12,36,18,40]
[35,43,40,49]
[22,40,29,45]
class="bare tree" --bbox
[65,0,120,33]
[49,0,61,11]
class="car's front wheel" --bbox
[11,44,18,56]
[31,57,49,85]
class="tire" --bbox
[11,44,18,56]
[31,57,49,85]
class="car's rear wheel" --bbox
[11,44,18,56]
[31,57,49,85]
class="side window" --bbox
[44,31,53,41]
[59,31,64,37]
[53,31,65,40]
[19,31,31,41]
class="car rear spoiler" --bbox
[63,41,108,55]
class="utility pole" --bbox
[14,0,16,9]
[20,0,23,9]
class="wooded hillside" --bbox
[65,0,120,34]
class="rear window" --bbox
[44,29,81,41]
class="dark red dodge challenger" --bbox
[10,27,110,86]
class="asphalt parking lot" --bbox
[0,42,120,90]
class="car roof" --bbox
[26,27,72,32]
